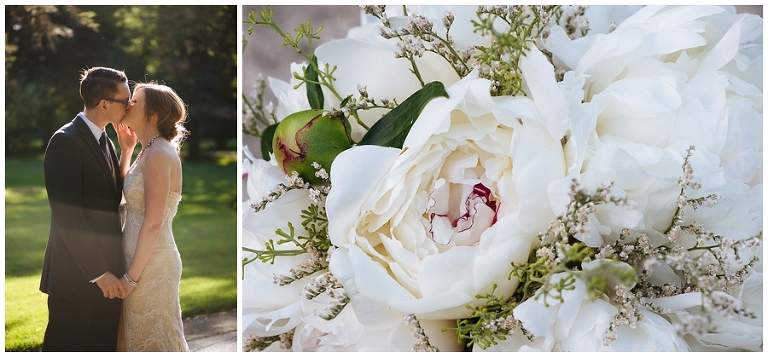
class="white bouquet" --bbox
[242,5,762,352]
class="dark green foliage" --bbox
[358,81,449,148]
[5,5,237,158]
[305,55,325,110]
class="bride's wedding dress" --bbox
[118,171,189,351]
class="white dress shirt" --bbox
[79,112,106,142]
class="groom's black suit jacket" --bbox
[40,115,124,302]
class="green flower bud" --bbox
[272,109,353,185]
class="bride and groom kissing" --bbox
[40,67,189,351]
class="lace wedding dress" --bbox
[117,171,189,351]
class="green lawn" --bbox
[5,156,238,351]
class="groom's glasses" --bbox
[104,97,130,106]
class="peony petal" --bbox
[576,26,643,75]
[329,246,411,328]
[520,46,570,140]
[473,218,534,296]
[445,5,492,49]
[559,299,615,351]
[638,27,706,56]
[696,18,744,76]
[602,75,681,112]
[417,244,472,286]
[327,145,401,246]
[619,5,722,29]
[268,74,309,121]
[513,292,559,338]
[315,38,421,106]
[242,300,303,336]
[581,5,644,34]
[243,189,313,247]
[607,310,686,351]
[544,25,584,70]
[616,5,664,26]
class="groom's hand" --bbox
[95,272,126,299]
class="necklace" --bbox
[135,135,160,163]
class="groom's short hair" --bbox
[80,67,128,109]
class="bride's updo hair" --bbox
[135,82,189,150]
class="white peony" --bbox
[290,298,380,351]
[314,37,457,141]
[500,260,688,351]
[245,5,762,351]
[268,6,469,141]
[241,146,313,347]
[544,5,762,246]
[266,63,311,122]
[325,45,591,347]
[241,146,382,351]
[650,240,763,352]
[538,5,762,351]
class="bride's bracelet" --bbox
[123,273,138,287]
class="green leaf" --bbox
[358,81,448,148]
[261,123,279,161]
[339,95,352,108]
[306,55,324,110]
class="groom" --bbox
[40,67,130,351]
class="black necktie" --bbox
[99,132,115,182]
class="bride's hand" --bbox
[115,123,137,153]
[119,276,136,298]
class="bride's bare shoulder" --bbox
[142,139,182,171]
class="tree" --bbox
[93,5,238,158]
[5,5,100,153]
[5,5,237,158]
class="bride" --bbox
[115,82,189,351]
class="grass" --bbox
[4,156,237,351]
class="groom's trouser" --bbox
[42,295,122,351]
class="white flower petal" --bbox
[696,18,744,75]
[520,46,570,140]
[603,76,681,112]
[327,145,401,246]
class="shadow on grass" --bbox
[5,157,237,351]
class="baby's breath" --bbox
[473,6,563,96]
[600,146,762,341]
[467,147,761,349]
[242,74,277,137]
[243,164,332,270]
[302,272,349,320]
[563,6,590,39]
[249,171,310,213]
[243,329,294,351]
[405,314,440,352]
[364,6,478,86]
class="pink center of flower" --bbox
[427,180,499,246]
